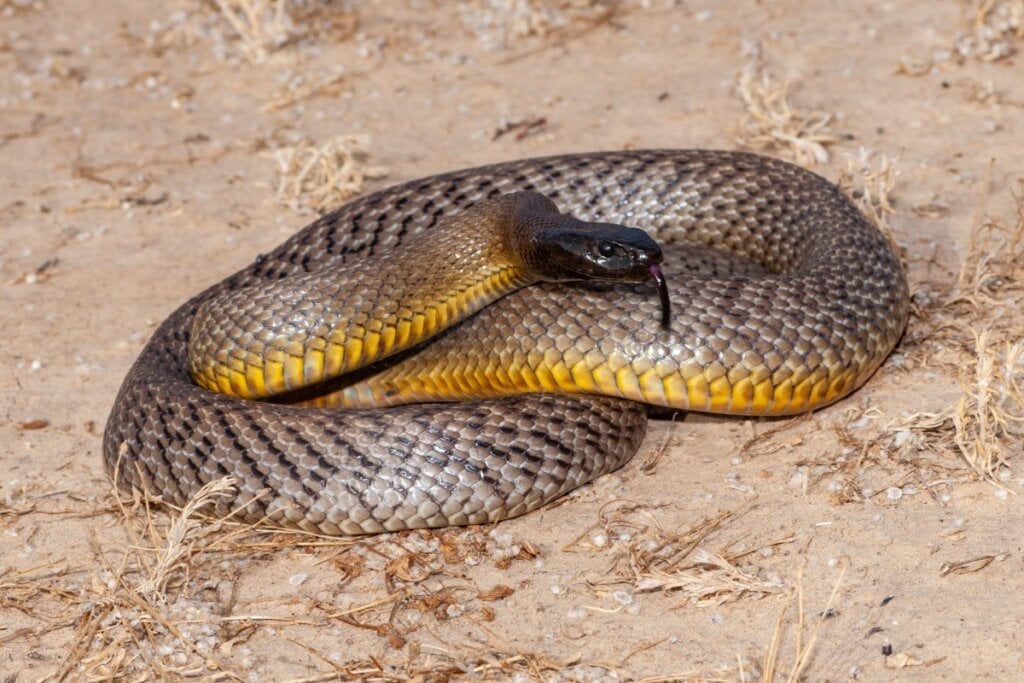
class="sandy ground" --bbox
[2,0,1024,680]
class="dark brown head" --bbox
[504,191,671,326]
[506,191,662,284]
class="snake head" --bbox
[507,191,671,326]
[534,220,663,283]
[536,220,672,328]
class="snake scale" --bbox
[103,150,910,535]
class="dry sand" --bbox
[2,0,1024,680]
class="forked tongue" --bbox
[649,263,671,328]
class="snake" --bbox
[103,150,910,536]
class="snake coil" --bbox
[104,150,909,535]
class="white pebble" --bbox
[288,572,308,586]
[611,591,634,606]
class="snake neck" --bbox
[188,197,535,400]
[188,191,664,402]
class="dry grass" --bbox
[459,0,622,50]
[146,1,358,64]
[759,569,845,683]
[890,177,1024,482]
[53,477,254,679]
[277,638,635,682]
[566,500,791,608]
[208,0,359,63]
[0,469,551,679]
[837,149,901,240]
[211,0,295,63]
[271,134,388,214]
[954,0,1024,62]
[953,177,1024,316]
[896,331,1023,483]
[735,64,839,167]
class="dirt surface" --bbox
[2,1,1024,680]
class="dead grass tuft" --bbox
[134,478,239,600]
[459,0,622,50]
[895,330,1023,483]
[953,177,1024,311]
[271,134,388,214]
[837,149,901,240]
[954,0,1024,62]
[569,500,792,607]
[208,0,359,63]
[50,477,268,679]
[890,176,1024,483]
[147,1,358,64]
[897,174,1023,377]
[735,64,839,166]
[949,333,1023,480]
[211,0,295,63]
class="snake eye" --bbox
[597,241,616,257]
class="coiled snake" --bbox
[103,150,909,535]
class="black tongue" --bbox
[649,263,671,328]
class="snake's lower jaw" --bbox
[649,263,672,328]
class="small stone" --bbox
[611,591,633,606]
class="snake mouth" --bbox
[649,263,671,329]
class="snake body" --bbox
[103,150,909,535]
